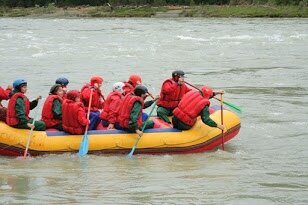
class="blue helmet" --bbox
[13,79,27,90]
[55,77,69,86]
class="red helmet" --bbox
[128,74,142,87]
[201,85,213,99]
[67,90,80,101]
[90,76,103,86]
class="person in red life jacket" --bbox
[118,85,154,135]
[123,74,142,96]
[6,79,46,131]
[0,84,13,122]
[100,82,124,129]
[172,85,224,131]
[157,70,191,124]
[55,77,69,97]
[123,74,158,121]
[81,76,104,130]
[0,85,12,107]
[62,90,89,135]
[41,84,64,130]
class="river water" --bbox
[0,18,307,204]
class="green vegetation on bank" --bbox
[0,4,307,17]
[1,0,307,7]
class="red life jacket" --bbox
[100,91,123,124]
[6,92,30,126]
[81,84,104,112]
[41,95,63,128]
[157,78,191,109]
[173,91,210,126]
[123,82,134,96]
[118,94,144,129]
[0,86,11,101]
[62,99,88,135]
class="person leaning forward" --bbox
[118,85,154,136]
[172,85,224,131]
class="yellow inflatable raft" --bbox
[0,108,240,157]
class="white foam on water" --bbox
[32,52,46,58]
[227,41,242,45]
[27,44,40,49]
[4,33,13,38]
[290,33,307,39]
[265,34,284,42]
[77,36,89,39]
[20,33,37,41]
[216,34,253,40]
[0,184,12,190]
[292,121,308,126]
[125,54,136,58]
[270,112,283,116]
[176,35,208,42]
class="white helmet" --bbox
[113,82,125,93]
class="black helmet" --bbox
[172,70,185,78]
[49,84,62,95]
[134,85,148,96]
[55,77,69,86]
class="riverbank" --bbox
[0,5,307,18]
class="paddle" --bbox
[147,92,155,100]
[127,101,157,159]
[78,89,93,157]
[220,94,225,150]
[23,119,36,158]
[23,97,41,159]
[184,81,242,114]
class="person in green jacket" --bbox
[172,85,224,131]
[6,79,46,131]
[41,84,64,130]
[118,85,156,136]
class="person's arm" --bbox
[144,100,154,109]
[200,106,218,127]
[15,98,29,124]
[29,96,41,110]
[129,102,142,132]
[52,99,62,120]
[30,99,38,110]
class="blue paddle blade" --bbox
[127,146,136,159]
[78,133,89,157]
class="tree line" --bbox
[0,0,304,7]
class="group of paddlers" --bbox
[0,70,224,136]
